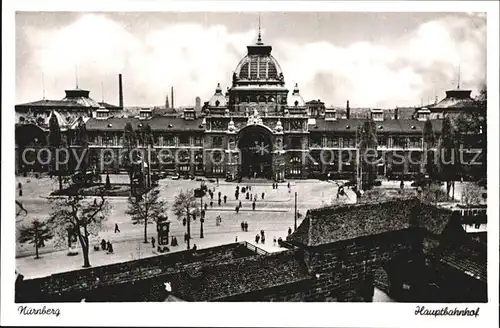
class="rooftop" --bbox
[288,199,455,247]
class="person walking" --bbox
[252,201,256,211]
[239,200,242,208]
[218,198,221,206]
[101,239,107,251]
[241,222,245,231]
[210,200,213,207]
[106,241,113,254]
[261,192,265,200]
[287,182,290,189]
[244,221,248,232]
[192,244,197,251]
[235,191,239,200]
[288,227,292,236]
[151,237,156,248]
[235,236,238,242]
[114,223,120,233]
[218,191,221,199]
[235,206,239,214]
[255,234,260,244]
[223,195,227,204]
[246,192,250,200]
[204,203,208,211]
[216,177,219,186]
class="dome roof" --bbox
[233,34,284,83]
[289,83,305,107]
[209,83,227,107]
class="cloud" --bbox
[16,13,486,108]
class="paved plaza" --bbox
[15,175,357,279]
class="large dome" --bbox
[233,33,284,83]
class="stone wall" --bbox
[303,229,422,302]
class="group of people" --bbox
[240,221,249,232]
[100,239,114,254]
[255,229,266,244]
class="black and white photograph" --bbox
[2,1,499,327]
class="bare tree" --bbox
[48,191,111,267]
[18,219,53,259]
[126,187,167,243]
[172,189,200,250]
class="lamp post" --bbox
[294,192,298,231]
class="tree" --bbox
[18,219,53,259]
[461,183,484,206]
[48,190,110,267]
[126,187,167,244]
[139,124,154,188]
[172,189,200,250]
[48,112,63,191]
[423,119,437,177]
[358,120,378,189]
[123,123,138,192]
[439,116,457,200]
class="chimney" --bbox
[346,100,350,119]
[165,95,170,109]
[118,74,123,108]
[394,107,399,120]
[171,86,174,110]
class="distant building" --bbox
[14,32,485,180]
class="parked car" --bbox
[196,177,205,182]
[171,174,180,180]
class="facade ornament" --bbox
[275,118,283,133]
[228,118,235,132]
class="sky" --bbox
[15,11,486,108]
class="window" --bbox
[372,112,383,121]
[393,137,407,148]
[343,137,355,148]
[212,165,224,174]
[164,136,175,146]
[212,136,223,147]
[408,137,422,148]
[291,137,302,149]
[194,136,203,146]
[327,137,340,147]
[377,136,388,147]
[311,135,322,148]
[179,135,190,146]
[179,165,190,172]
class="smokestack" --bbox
[118,74,123,108]
[165,95,170,109]
[346,100,350,119]
[171,86,174,110]
[394,107,399,120]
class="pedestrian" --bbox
[239,200,242,208]
[151,237,156,248]
[261,192,265,200]
[210,192,214,200]
[18,182,23,197]
[218,198,221,206]
[219,215,222,223]
[288,227,292,236]
[241,222,245,231]
[216,177,219,186]
[260,229,264,238]
[252,201,256,211]
[261,234,265,244]
[218,191,221,199]
[235,192,239,200]
[273,237,277,246]
[246,192,250,200]
[287,182,290,189]
[101,239,107,251]
[210,200,213,207]
[235,236,238,242]
[255,234,260,244]
[244,221,248,232]
[107,241,113,253]
[114,223,120,233]
[224,195,227,204]
[192,244,197,251]
[235,206,239,214]
[278,237,283,247]
[204,203,208,211]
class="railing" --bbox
[241,241,269,255]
